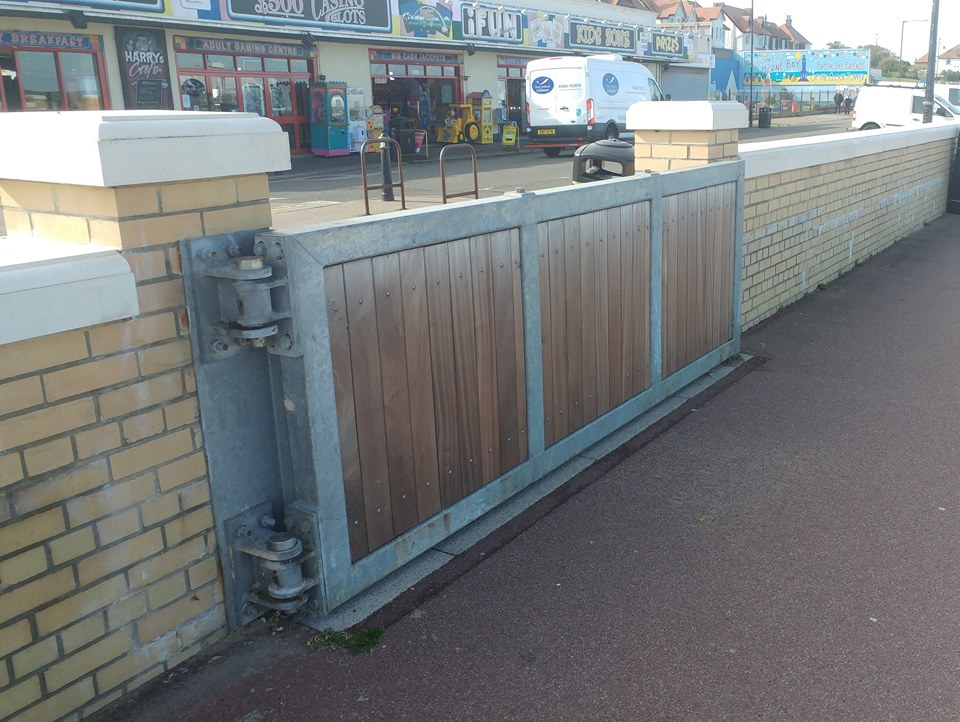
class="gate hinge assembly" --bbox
[230,506,320,624]
[187,235,301,363]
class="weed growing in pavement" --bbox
[307,627,385,654]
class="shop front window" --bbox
[238,56,263,72]
[176,52,204,69]
[19,52,62,110]
[242,77,265,115]
[206,54,234,70]
[174,41,312,152]
[60,52,103,110]
[268,77,292,117]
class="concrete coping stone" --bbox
[741,124,960,178]
[0,111,291,188]
[627,101,748,131]
[0,236,138,345]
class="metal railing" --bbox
[438,143,479,204]
[359,136,407,216]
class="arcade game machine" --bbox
[467,90,494,144]
[310,80,349,157]
[346,87,367,153]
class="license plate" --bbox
[537,129,556,135]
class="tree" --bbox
[859,44,896,70]
[878,56,903,77]
[827,41,848,49]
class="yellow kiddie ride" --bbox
[434,103,481,144]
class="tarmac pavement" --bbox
[99,210,960,721]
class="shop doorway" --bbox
[505,77,524,127]
[369,49,463,137]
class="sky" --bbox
[741,0,958,62]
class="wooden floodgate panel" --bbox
[538,202,653,447]
[662,183,737,378]
[325,231,527,560]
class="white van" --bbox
[935,84,960,108]
[525,54,663,156]
[851,86,959,130]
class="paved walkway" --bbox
[101,214,960,721]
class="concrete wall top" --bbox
[627,101,748,131]
[0,237,138,345]
[0,111,291,187]
[741,124,960,178]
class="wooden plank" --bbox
[619,204,636,400]
[709,184,722,352]
[448,238,483,494]
[606,206,623,408]
[703,185,715,353]
[632,202,649,392]
[694,188,707,360]
[469,234,500,487]
[676,192,690,371]
[341,259,394,552]
[662,195,677,377]
[423,243,464,509]
[564,216,584,433]
[595,210,610,415]
[398,248,441,522]
[537,222,554,447]
[324,265,368,561]
[548,218,569,442]
[494,231,522,470]
[640,201,652,389]
[721,182,735,343]
[509,232,528,463]
[579,212,598,424]
[372,253,419,536]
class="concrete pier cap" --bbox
[626,100,749,172]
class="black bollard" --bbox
[379,131,395,202]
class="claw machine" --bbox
[346,87,368,153]
[310,80,349,157]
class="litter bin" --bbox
[757,106,772,128]
[572,139,635,183]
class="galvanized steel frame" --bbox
[188,160,745,619]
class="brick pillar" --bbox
[626,101,748,173]
[0,112,289,722]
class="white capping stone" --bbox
[0,237,138,345]
[0,110,291,187]
[740,124,960,178]
[627,101,748,131]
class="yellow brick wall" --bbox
[740,139,954,329]
[0,174,272,721]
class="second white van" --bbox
[851,86,960,130]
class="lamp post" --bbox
[748,0,755,127]
[900,18,926,80]
[922,0,940,123]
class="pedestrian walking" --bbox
[834,90,843,114]
[844,95,853,114]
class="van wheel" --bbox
[604,124,619,140]
[859,122,880,131]
[543,147,562,157]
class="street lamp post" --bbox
[922,0,940,123]
[748,0,754,127]
[900,18,926,80]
